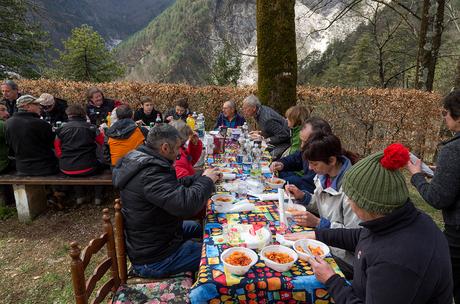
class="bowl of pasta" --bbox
[259,245,298,272]
[221,247,258,276]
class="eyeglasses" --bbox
[441,109,449,117]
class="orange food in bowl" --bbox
[225,251,252,266]
[265,252,294,264]
[308,245,325,257]
[271,179,284,185]
[295,245,305,253]
[216,197,233,203]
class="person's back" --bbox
[5,95,58,175]
[55,116,100,173]
[105,118,146,166]
[0,120,9,172]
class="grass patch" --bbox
[0,206,16,220]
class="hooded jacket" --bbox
[112,145,214,265]
[103,118,147,166]
[317,201,453,304]
[174,139,203,178]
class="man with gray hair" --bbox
[6,95,58,175]
[213,99,246,129]
[1,80,21,116]
[242,94,291,159]
[112,124,221,278]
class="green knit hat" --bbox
[342,143,410,214]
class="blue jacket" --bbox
[213,112,246,129]
[279,151,316,194]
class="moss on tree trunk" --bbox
[256,0,297,114]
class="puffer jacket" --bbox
[112,144,214,265]
[279,150,316,193]
[174,139,203,178]
[255,105,290,158]
[103,118,147,166]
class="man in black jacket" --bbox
[112,124,220,278]
[37,93,68,125]
[6,95,58,175]
[286,145,453,304]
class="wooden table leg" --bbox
[13,184,48,222]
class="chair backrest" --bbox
[113,199,128,284]
[69,208,121,304]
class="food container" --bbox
[284,203,307,218]
[221,247,258,276]
[224,224,272,250]
[266,177,286,189]
[260,245,298,272]
[293,239,330,260]
[211,194,236,207]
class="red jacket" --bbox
[174,139,203,178]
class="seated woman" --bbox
[164,97,191,123]
[213,100,246,129]
[270,117,332,194]
[285,144,453,304]
[284,105,309,155]
[86,87,120,126]
[170,120,203,178]
[54,104,105,205]
[285,132,360,272]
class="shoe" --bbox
[76,197,86,206]
[94,198,102,206]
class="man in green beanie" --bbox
[286,143,453,303]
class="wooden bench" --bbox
[0,170,113,222]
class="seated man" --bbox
[112,124,220,277]
[164,97,191,123]
[133,96,163,126]
[213,100,246,129]
[37,93,68,125]
[1,80,21,116]
[5,95,58,175]
[104,105,147,166]
[242,95,290,159]
[286,144,453,303]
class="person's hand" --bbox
[285,184,305,200]
[284,231,316,241]
[292,210,320,227]
[203,168,222,183]
[135,120,145,126]
[166,115,173,122]
[308,256,336,284]
[270,161,284,172]
[406,159,422,175]
[190,132,199,145]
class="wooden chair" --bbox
[69,208,120,304]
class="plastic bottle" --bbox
[196,113,205,138]
[155,113,162,125]
[106,112,111,127]
[186,114,195,130]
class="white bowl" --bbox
[293,239,330,260]
[260,245,298,272]
[266,177,286,189]
[284,203,307,218]
[211,194,235,207]
[221,247,258,276]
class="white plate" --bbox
[211,194,236,207]
[260,245,298,272]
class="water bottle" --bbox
[196,113,205,138]
[155,113,162,125]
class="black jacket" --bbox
[5,111,58,175]
[2,93,21,116]
[112,145,214,265]
[86,98,115,126]
[133,108,163,126]
[164,107,191,122]
[317,201,452,304]
[411,132,460,226]
[55,117,99,172]
[42,98,68,125]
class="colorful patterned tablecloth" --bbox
[189,146,344,304]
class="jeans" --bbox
[133,221,203,278]
[445,225,460,304]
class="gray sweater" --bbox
[411,132,460,226]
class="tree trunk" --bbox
[455,58,460,90]
[415,0,446,91]
[256,0,297,114]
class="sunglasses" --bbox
[441,109,449,117]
